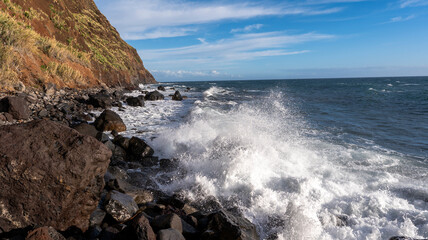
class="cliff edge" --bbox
[0,0,156,91]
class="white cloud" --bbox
[231,24,264,33]
[400,0,428,8]
[389,15,415,22]
[151,69,225,78]
[123,28,197,40]
[139,31,333,63]
[97,0,344,39]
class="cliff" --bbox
[0,0,156,92]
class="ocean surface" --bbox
[117,76,428,240]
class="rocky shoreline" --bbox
[0,85,260,240]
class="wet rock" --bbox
[104,190,139,222]
[113,135,131,150]
[73,122,99,138]
[172,91,183,101]
[140,156,159,167]
[26,226,65,240]
[158,228,185,240]
[152,213,183,233]
[129,213,156,240]
[0,96,31,119]
[126,96,145,107]
[203,210,259,240]
[88,93,112,109]
[144,91,164,101]
[94,110,126,132]
[0,120,111,232]
[90,209,107,227]
[389,237,428,240]
[128,137,155,161]
[158,86,166,91]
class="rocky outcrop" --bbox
[172,91,183,101]
[0,119,111,232]
[94,109,126,132]
[0,0,155,92]
[145,91,165,101]
[126,96,145,107]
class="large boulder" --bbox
[158,229,185,240]
[203,210,259,240]
[144,91,164,101]
[0,120,112,232]
[128,137,155,161]
[94,110,126,132]
[157,86,166,91]
[126,96,145,107]
[129,213,156,240]
[88,93,113,109]
[0,96,31,120]
[152,213,183,233]
[72,123,99,138]
[172,91,183,101]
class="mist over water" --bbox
[121,77,428,239]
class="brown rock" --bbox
[26,226,65,240]
[0,120,112,232]
[73,122,99,138]
[152,213,183,233]
[94,110,126,132]
[130,213,156,240]
[0,96,31,120]
[158,228,185,240]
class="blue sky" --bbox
[94,0,428,82]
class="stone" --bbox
[38,109,49,118]
[0,96,31,119]
[126,96,145,107]
[144,91,164,101]
[389,237,428,240]
[113,135,131,150]
[88,93,113,109]
[158,86,166,91]
[89,209,107,227]
[104,190,139,222]
[0,120,111,232]
[158,229,185,240]
[128,137,154,161]
[94,110,126,132]
[129,213,156,240]
[26,226,66,240]
[96,132,110,143]
[73,123,99,138]
[172,91,183,101]
[44,83,57,96]
[204,210,259,240]
[152,213,183,233]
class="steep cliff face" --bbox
[0,0,156,91]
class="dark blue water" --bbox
[178,76,428,161]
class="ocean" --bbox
[117,76,428,239]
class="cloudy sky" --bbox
[94,0,428,82]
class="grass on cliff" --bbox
[0,9,89,89]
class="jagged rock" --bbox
[145,91,164,101]
[73,122,99,138]
[203,210,259,240]
[129,213,156,240]
[128,137,155,161]
[158,229,185,240]
[126,96,145,107]
[89,209,107,227]
[0,120,112,232]
[104,190,139,222]
[94,110,126,132]
[172,91,183,101]
[152,213,183,233]
[26,226,65,240]
[88,93,113,109]
[113,135,131,150]
[158,86,166,91]
[0,96,31,119]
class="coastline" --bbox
[0,85,260,240]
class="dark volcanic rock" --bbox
[158,228,185,240]
[158,86,166,91]
[26,226,66,240]
[73,122,99,138]
[88,93,113,109]
[129,213,156,240]
[126,96,145,107]
[128,137,155,161]
[144,91,164,101]
[389,237,428,240]
[203,210,259,240]
[172,91,183,101]
[0,120,112,232]
[152,213,183,233]
[94,110,126,132]
[0,96,31,119]
[104,190,139,222]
